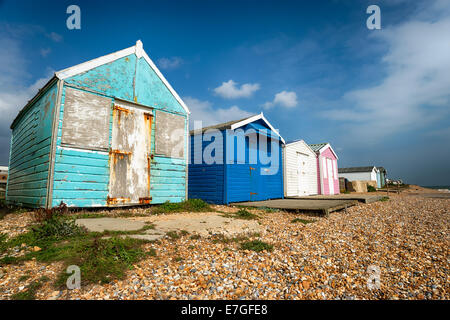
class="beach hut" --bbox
[6,41,190,208]
[188,113,285,204]
[283,140,318,197]
[378,167,387,187]
[309,143,339,195]
[338,166,378,183]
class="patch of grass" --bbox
[166,231,180,239]
[53,236,147,286]
[18,275,31,282]
[211,232,260,244]
[240,240,273,252]
[174,256,183,262]
[72,212,107,219]
[180,230,189,236]
[291,218,314,224]
[222,208,259,220]
[2,216,148,286]
[380,196,390,202]
[10,276,49,300]
[259,207,279,213]
[0,232,7,253]
[147,248,157,257]
[152,199,212,214]
[190,234,201,240]
[367,185,377,192]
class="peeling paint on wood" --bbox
[61,87,111,150]
[155,110,185,159]
[108,102,152,204]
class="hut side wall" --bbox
[6,82,58,207]
[188,133,225,204]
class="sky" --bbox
[0,0,449,185]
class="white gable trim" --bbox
[55,40,190,114]
[55,46,135,79]
[230,112,286,144]
[317,143,339,160]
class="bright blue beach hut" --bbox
[188,113,285,204]
[6,41,190,208]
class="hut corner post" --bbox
[45,79,64,209]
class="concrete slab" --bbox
[287,194,384,204]
[76,213,262,239]
[76,217,146,232]
[233,199,358,215]
[151,215,262,237]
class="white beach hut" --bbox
[283,140,318,197]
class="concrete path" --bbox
[76,218,146,232]
[76,213,263,241]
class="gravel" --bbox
[0,190,448,300]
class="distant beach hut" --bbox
[188,113,285,204]
[309,143,340,195]
[338,166,378,185]
[283,140,318,197]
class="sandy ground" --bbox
[0,186,448,300]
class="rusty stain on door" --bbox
[108,103,153,205]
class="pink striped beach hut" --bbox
[309,143,339,195]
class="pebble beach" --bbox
[0,186,448,300]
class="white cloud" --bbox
[47,31,62,42]
[263,90,298,109]
[0,35,53,140]
[320,1,450,144]
[214,80,260,99]
[183,96,253,128]
[40,48,51,57]
[157,57,183,70]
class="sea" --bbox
[422,186,450,192]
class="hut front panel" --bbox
[283,142,318,197]
[226,130,283,203]
[319,147,339,195]
[6,82,58,207]
[51,52,188,207]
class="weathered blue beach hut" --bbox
[189,113,285,204]
[6,41,190,208]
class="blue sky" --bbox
[0,0,449,185]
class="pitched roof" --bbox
[308,143,328,152]
[338,166,376,173]
[11,41,190,129]
[190,113,286,144]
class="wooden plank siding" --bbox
[6,82,58,207]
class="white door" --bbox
[327,158,334,194]
[297,153,308,195]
